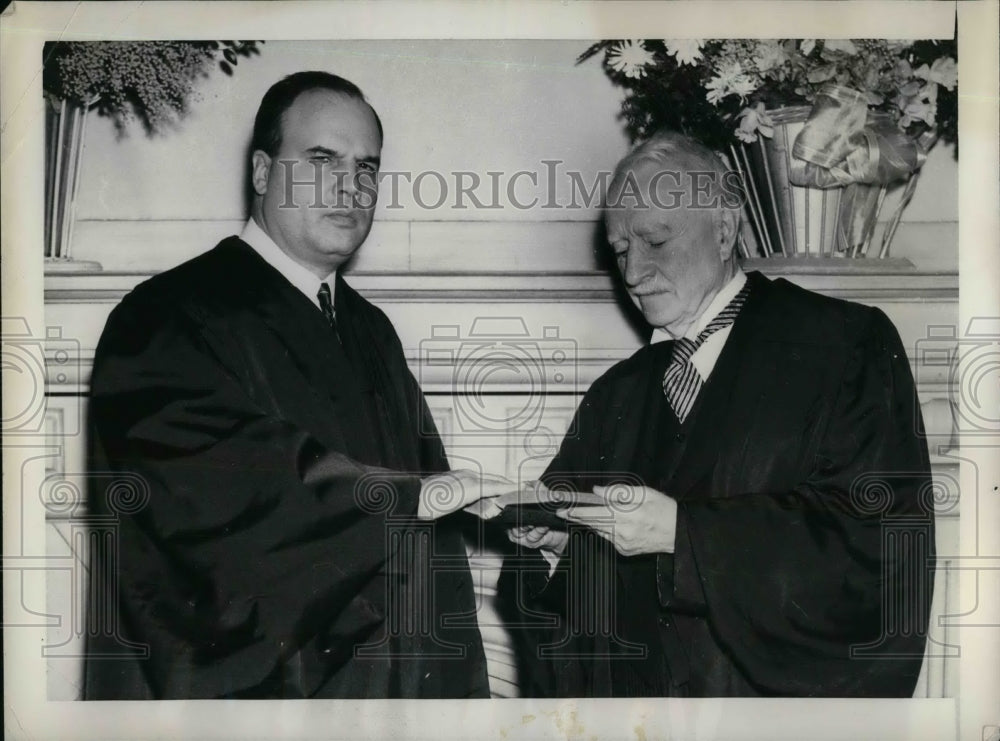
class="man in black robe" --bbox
[84,71,505,699]
[500,131,934,697]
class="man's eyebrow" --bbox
[304,146,380,168]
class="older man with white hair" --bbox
[501,131,934,698]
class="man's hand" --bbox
[507,525,569,557]
[417,468,515,520]
[503,481,572,557]
[556,484,678,556]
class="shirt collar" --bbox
[650,269,747,345]
[240,217,335,308]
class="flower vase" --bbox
[44,96,101,272]
[836,181,885,257]
[732,106,912,264]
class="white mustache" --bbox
[629,283,671,297]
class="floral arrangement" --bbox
[43,41,264,135]
[578,38,957,153]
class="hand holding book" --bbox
[481,481,608,528]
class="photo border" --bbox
[2,2,996,740]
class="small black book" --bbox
[489,489,608,529]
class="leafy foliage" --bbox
[43,41,264,135]
[578,38,957,153]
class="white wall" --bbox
[70,40,958,273]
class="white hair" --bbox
[608,130,741,212]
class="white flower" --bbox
[899,98,937,128]
[800,39,816,56]
[897,82,939,128]
[735,102,775,143]
[705,79,727,105]
[607,40,655,79]
[914,57,957,91]
[705,62,756,105]
[663,39,704,66]
[730,76,758,101]
[753,40,788,73]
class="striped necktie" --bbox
[662,281,750,423]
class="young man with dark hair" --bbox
[84,71,503,700]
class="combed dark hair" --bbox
[250,70,383,157]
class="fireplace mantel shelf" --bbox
[46,266,958,304]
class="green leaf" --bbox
[806,64,836,83]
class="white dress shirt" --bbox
[649,269,747,382]
[240,218,335,308]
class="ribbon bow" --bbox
[789,85,934,189]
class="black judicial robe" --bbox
[83,237,489,699]
[499,271,934,697]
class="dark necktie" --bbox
[662,281,750,423]
[317,282,340,340]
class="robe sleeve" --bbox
[89,296,425,697]
[660,307,934,696]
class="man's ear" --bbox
[715,206,740,262]
[251,150,271,196]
